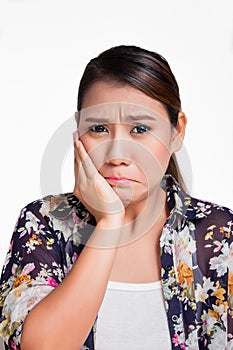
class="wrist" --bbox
[86,216,124,248]
[96,215,124,229]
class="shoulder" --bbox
[183,196,233,278]
[164,174,233,225]
[16,192,94,243]
[186,196,233,248]
[188,195,233,223]
[18,192,84,226]
[20,192,77,216]
[12,193,79,242]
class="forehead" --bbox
[79,102,168,125]
[82,81,167,116]
[80,81,169,123]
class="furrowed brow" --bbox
[125,115,156,121]
[84,117,110,123]
[83,115,156,123]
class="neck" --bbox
[118,186,168,246]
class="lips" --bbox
[105,177,137,184]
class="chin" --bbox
[112,186,148,208]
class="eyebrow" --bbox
[83,115,157,123]
[126,115,156,121]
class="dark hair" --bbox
[77,45,186,191]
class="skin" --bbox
[74,80,187,282]
[74,81,187,243]
[21,80,187,350]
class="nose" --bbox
[105,138,131,166]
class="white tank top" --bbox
[95,280,171,350]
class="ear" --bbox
[170,112,187,153]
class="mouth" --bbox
[105,177,137,185]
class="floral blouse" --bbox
[0,174,233,350]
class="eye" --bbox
[88,125,108,133]
[131,125,151,134]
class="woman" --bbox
[0,45,232,350]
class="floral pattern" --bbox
[0,174,233,349]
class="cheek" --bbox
[79,136,109,170]
[79,135,95,153]
[132,138,172,190]
[151,142,171,169]
[148,129,173,169]
[79,135,172,181]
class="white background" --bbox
[0,0,233,270]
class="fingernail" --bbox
[73,131,79,142]
[75,140,80,148]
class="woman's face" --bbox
[76,81,185,206]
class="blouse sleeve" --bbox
[228,224,233,349]
[0,199,64,350]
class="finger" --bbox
[74,144,82,177]
[73,151,84,201]
[73,131,82,159]
[72,130,79,143]
[74,140,97,178]
[73,132,86,176]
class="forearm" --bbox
[21,218,122,350]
